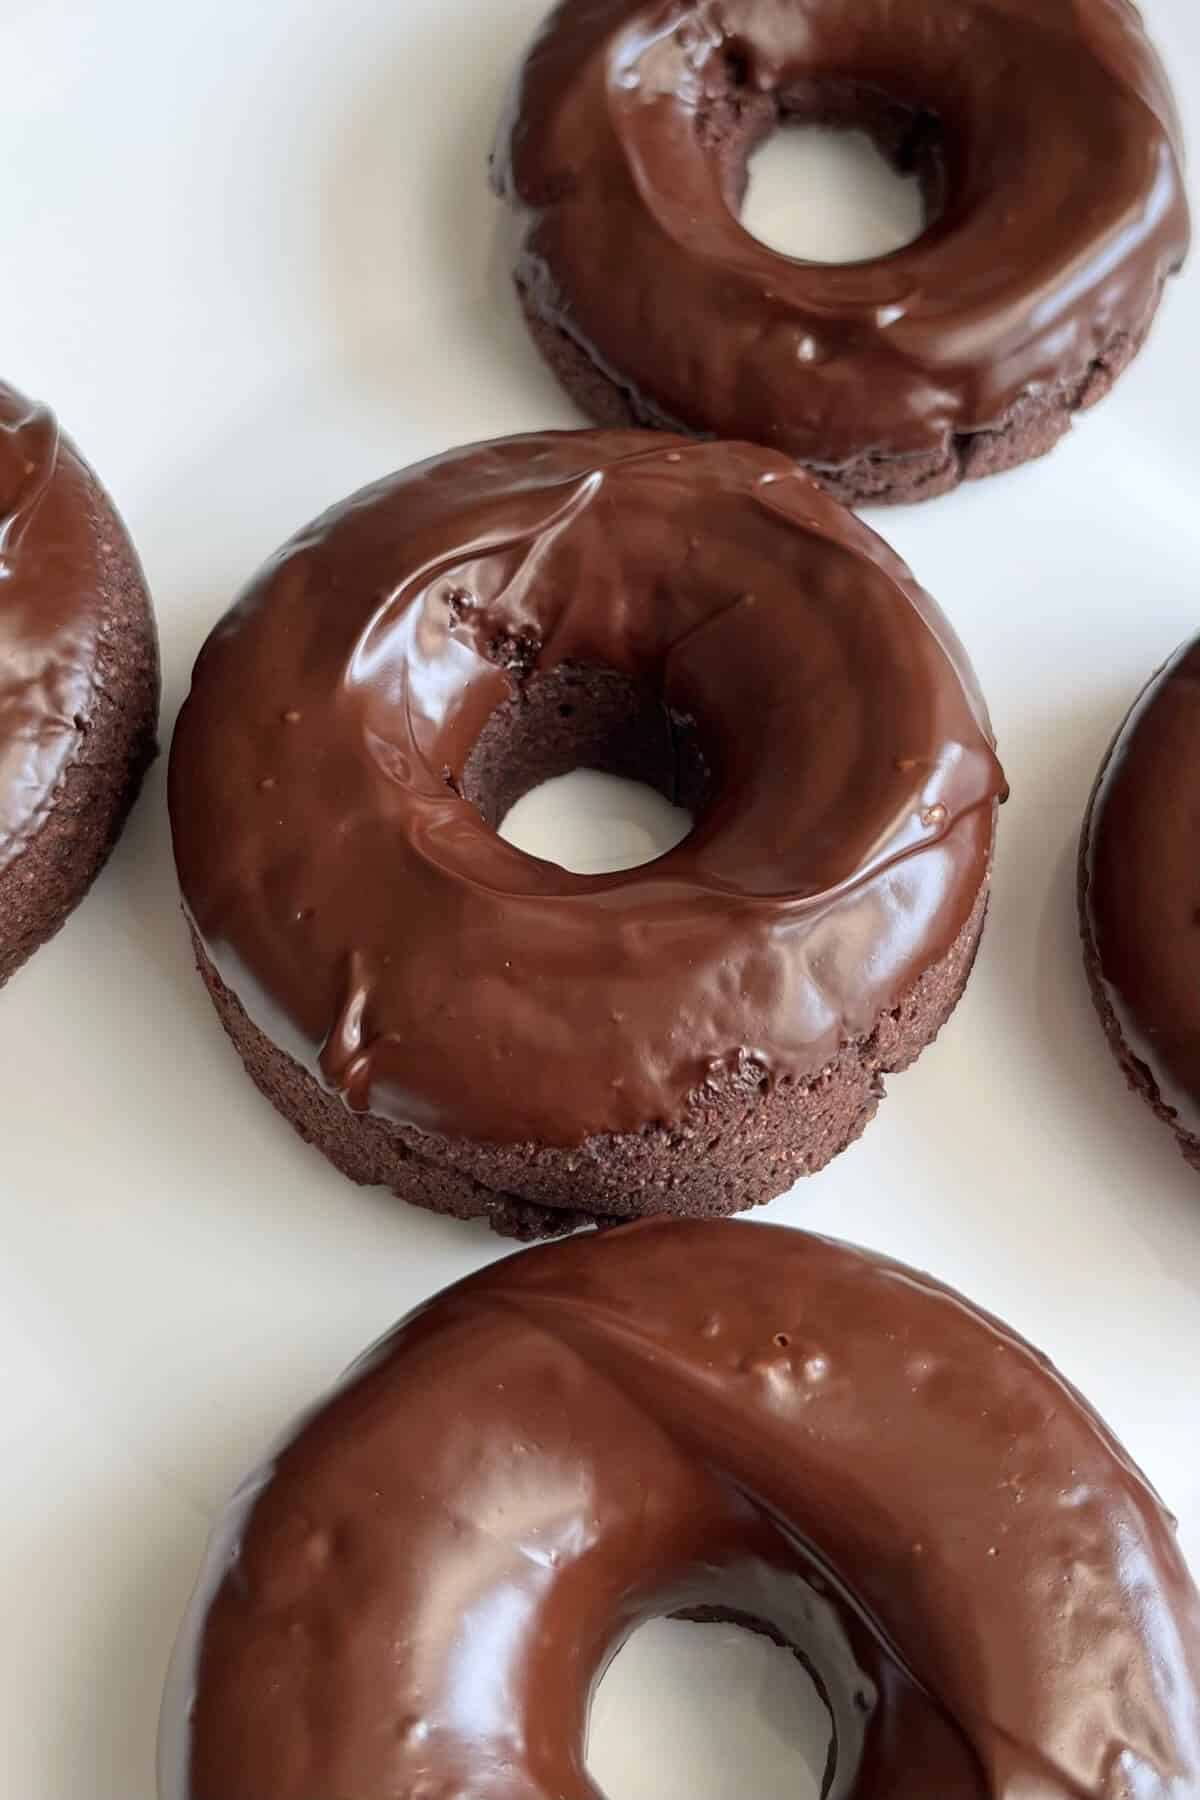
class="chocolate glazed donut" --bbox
[0,381,159,984]
[169,431,1005,1237]
[1079,635,1200,1169]
[493,0,1191,505]
[162,1219,1200,1799]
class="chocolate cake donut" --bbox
[162,1217,1200,1799]
[493,0,1191,505]
[0,381,159,986]
[170,431,1004,1237]
[1080,635,1200,1168]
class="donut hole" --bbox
[718,71,944,264]
[460,665,709,875]
[500,769,693,875]
[742,123,927,262]
[588,1615,832,1799]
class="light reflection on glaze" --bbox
[493,0,1190,469]
[164,1221,1200,1799]
[0,401,58,563]
[0,384,102,874]
[169,432,1004,1147]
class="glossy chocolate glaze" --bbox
[1082,636,1200,1137]
[163,1219,1200,1799]
[169,431,1004,1148]
[493,0,1190,470]
[0,382,108,874]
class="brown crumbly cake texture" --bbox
[1077,860,1200,1171]
[0,486,158,987]
[519,285,1149,508]
[190,881,987,1241]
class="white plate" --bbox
[1,2,1198,1794]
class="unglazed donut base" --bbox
[518,281,1153,508]
[0,497,159,988]
[187,876,988,1240]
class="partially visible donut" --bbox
[1080,635,1200,1168]
[493,0,1190,505]
[162,1218,1200,1799]
[0,382,159,985]
[169,430,1005,1238]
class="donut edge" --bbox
[182,860,992,1239]
[0,472,160,988]
[516,278,1157,508]
[1077,747,1200,1175]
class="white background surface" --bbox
[1,2,1198,1794]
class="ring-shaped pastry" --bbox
[164,1219,1200,1798]
[169,431,1003,1234]
[494,0,1190,503]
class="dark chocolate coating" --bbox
[1080,635,1200,1164]
[162,1219,1200,1799]
[493,0,1190,501]
[0,381,159,984]
[169,431,1004,1167]
[182,876,988,1238]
